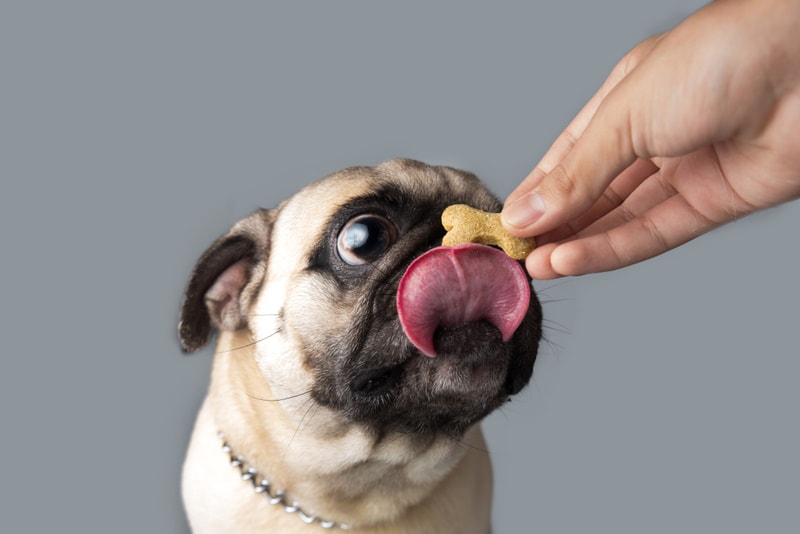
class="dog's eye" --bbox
[337,215,397,265]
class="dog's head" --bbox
[179,159,541,440]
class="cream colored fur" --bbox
[182,331,493,533]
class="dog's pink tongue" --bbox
[397,243,530,357]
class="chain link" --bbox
[218,432,351,530]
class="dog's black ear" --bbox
[178,209,275,353]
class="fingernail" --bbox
[503,192,546,229]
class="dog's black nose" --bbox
[350,364,404,397]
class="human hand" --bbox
[502,0,800,279]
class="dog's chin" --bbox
[313,316,537,440]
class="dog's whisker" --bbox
[281,398,319,463]
[537,297,574,306]
[540,333,566,355]
[301,404,322,434]
[542,318,571,335]
[214,330,280,354]
[534,278,574,292]
[246,390,312,403]
[441,430,489,455]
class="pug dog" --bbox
[178,159,542,533]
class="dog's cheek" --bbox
[240,279,310,413]
[284,274,361,365]
[248,287,373,447]
[250,274,358,409]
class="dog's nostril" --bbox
[350,364,404,397]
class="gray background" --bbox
[2,1,798,533]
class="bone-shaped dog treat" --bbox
[441,204,536,260]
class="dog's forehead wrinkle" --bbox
[375,158,501,208]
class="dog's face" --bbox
[180,159,541,443]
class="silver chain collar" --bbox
[217,432,351,530]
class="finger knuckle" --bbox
[546,164,581,199]
[639,215,669,253]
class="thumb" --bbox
[502,86,640,238]
[500,28,671,238]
